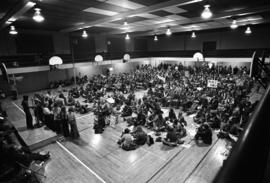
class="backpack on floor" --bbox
[147,135,154,146]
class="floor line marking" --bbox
[76,112,93,120]
[12,101,25,114]
[141,147,166,161]
[56,141,107,183]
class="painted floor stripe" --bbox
[77,112,93,120]
[12,101,25,114]
[56,141,107,183]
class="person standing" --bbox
[21,95,33,129]
[60,106,69,137]
[67,107,79,139]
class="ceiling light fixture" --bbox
[201,5,212,19]
[33,8,45,22]
[166,27,172,36]
[9,26,18,35]
[82,30,88,38]
[245,26,252,34]
[191,31,196,38]
[125,33,130,40]
[230,20,238,29]
[154,35,158,41]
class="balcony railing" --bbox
[213,85,270,183]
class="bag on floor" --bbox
[146,135,154,146]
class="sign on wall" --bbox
[207,79,218,88]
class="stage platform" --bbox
[1,86,262,183]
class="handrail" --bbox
[213,85,270,183]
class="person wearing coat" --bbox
[21,95,33,129]
[67,107,80,139]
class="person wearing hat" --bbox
[21,95,33,129]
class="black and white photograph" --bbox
[0,0,270,183]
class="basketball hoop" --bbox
[193,52,204,62]
[49,56,63,71]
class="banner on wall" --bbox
[207,80,218,88]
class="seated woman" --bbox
[66,94,76,106]
[178,112,187,126]
[117,128,136,151]
[162,126,178,147]
[168,108,177,121]
[153,112,165,132]
[0,138,50,167]
[121,102,133,118]
[173,120,187,139]
[132,126,147,145]
[74,101,81,112]
[79,104,91,114]
[195,122,212,145]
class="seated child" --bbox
[117,128,136,151]
[195,122,212,145]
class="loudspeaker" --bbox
[0,63,9,83]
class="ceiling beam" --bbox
[104,4,270,36]
[0,0,36,30]
[61,0,203,32]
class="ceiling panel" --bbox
[129,0,171,6]
[112,16,148,24]
[150,10,174,17]
[0,0,270,35]
[0,0,19,14]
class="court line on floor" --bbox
[183,139,219,183]
[56,141,107,183]
[145,139,194,183]
[76,112,93,120]
[11,101,25,114]
[141,147,166,161]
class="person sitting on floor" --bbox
[178,112,187,126]
[163,125,178,147]
[132,126,147,145]
[168,108,177,121]
[194,122,212,145]
[66,94,76,106]
[117,128,136,151]
[0,137,50,167]
[121,102,133,118]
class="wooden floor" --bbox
[3,86,261,183]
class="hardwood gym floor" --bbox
[3,87,250,183]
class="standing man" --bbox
[21,95,33,129]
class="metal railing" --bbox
[213,85,270,183]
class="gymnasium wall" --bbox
[0,57,253,95]
[0,29,70,56]
[147,25,270,51]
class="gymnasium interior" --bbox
[0,0,270,183]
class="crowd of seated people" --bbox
[48,75,88,89]
[72,63,256,150]
[17,62,259,152]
